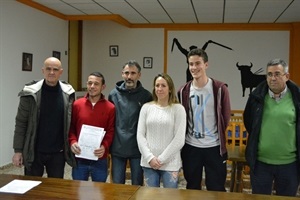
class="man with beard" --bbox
[109,60,152,185]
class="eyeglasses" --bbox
[266,72,286,78]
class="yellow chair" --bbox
[226,110,247,147]
[226,110,250,192]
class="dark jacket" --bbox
[108,81,152,158]
[243,80,300,171]
[13,79,76,169]
[177,78,231,156]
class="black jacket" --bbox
[243,80,300,171]
[13,79,76,169]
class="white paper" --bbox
[75,124,106,160]
[0,179,41,194]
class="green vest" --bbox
[258,91,297,164]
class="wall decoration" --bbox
[109,45,118,57]
[168,31,289,109]
[143,57,153,69]
[171,38,233,82]
[52,51,61,60]
[22,52,33,71]
[236,62,265,97]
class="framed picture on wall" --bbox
[109,45,118,57]
[52,51,61,60]
[22,52,33,71]
[143,57,153,68]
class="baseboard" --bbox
[0,163,13,170]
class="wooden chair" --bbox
[225,110,250,192]
[226,110,248,146]
[226,120,248,147]
[108,154,112,183]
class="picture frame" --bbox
[22,52,33,71]
[52,51,61,60]
[143,57,153,69]
[109,45,118,57]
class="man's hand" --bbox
[71,142,81,155]
[12,153,23,167]
[94,145,105,158]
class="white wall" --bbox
[82,21,164,96]
[0,2,290,167]
[82,22,289,110]
[168,31,289,109]
[0,1,69,166]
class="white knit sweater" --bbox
[137,102,186,171]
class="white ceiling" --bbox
[26,0,300,24]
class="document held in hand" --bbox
[75,124,106,160]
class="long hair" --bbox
[152,73,179,105]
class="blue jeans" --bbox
[111,155,143,185]
[142,167,179,188]
[25,151,65,178]
[72,159,108,182]
[251,161,300,196]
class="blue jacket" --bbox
[243,80,300,171]
[108,81,152,158]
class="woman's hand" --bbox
[149,157,162,170]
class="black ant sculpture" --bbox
[171,38,233,82]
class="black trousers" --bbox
[251,160,300,196]
[25,151,65,178]
[181,143,227,191]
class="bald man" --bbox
[12,57,76,178]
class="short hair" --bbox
[89,72,105,84]
[267,58,289,73]
[152,73,179,105]
[187,48,208,63]
[123,60,141,72]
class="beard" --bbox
[125,80,136,89]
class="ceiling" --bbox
[19,0,300,24]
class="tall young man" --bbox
[178,48,231,191]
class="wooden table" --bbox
[0,174,298,200]
[0,174,139,199]
[129,186,298,200]
[227,145,247,193]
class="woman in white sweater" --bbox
[137,73,186,188]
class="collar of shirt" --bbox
[268,86,288,101]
